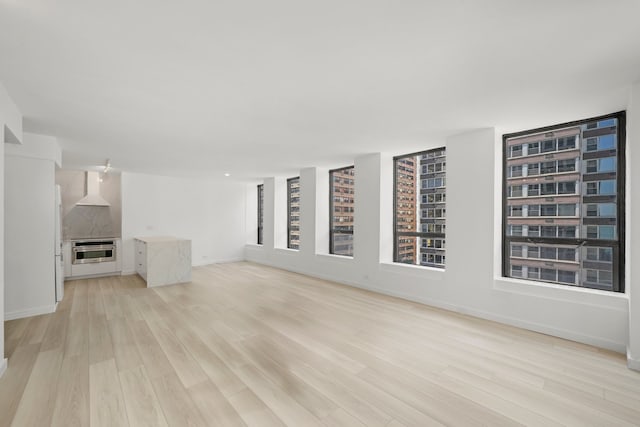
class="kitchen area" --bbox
[57,169,123,281]
[4,134,191,321]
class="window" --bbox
[503,112,625,292]
[508,185,523,198]
[508,165,523,178]
[509,225,523,236]
[509,144,523,158]
[511,265,523,277]
[557,136,576,151]
[257,184,264,245]
[557,181,576,194]
[394,148,446,268]
[287,177,300,250]
[330,166,354,256]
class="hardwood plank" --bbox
[70,279,89,317]
[64,311,90,358]
[119,365,168,427]
[146,319,208,388]
[227,388,285,427]
[18,314,52,346]
[187,380,246,427]
[0,344,41,427]
[321,408,367,427]
[89,358,129,427]
[150,371,208,427]
[51,354,90,427]
[129,320,174,380]
[40,309,69,352]
[11,349,63,427]
[107,317,143,372]
[89,314,114,365]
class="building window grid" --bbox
[287,177,300,250]
[329,166,355,257]
[394,147,446,269]
[502,112,625,292]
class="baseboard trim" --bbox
[0,358,7,379]
[194,258,246,267]
[628,353,640,372]
[5,304,57,321]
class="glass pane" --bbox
[287,177,300,249]
[504,114,621,291]
[257,184,264,244]
[330,167,355,256]
[394,148,446,268]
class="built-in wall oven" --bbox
[72,239,116,264]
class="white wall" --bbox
[4,133,61,320]
[246,126,631,355]
[121,172,247,274]
[1,83,22,375]
[0,83,22,145]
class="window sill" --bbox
[317,253,354,262]
[494,276,628,311]
[380,262,445,280]
[274,247,300,254]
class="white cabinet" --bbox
[134,236,191,287]
[134,239,147,281]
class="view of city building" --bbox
[257,184,264,245]
[504,114,623,291]
[287,177,300,249]
[330,167,354,256]
[394,148,446,268]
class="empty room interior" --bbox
[2,1,640,426]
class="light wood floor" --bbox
[1,262,640,426]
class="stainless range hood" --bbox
[76,171,110,207]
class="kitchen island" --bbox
[134,236,191,287]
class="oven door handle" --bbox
[73,245,115,253]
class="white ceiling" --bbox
[1,0,639,180]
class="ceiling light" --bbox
[224,173,230,177]
[103,159,112,174]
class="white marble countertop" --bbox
[134,236,190,243]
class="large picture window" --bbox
[287,177,300,250]
[257,184,264,245]
[393,148,446,268]
[330,166,354,256]
[503,112,625,292]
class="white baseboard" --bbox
[5,304,57,321]
[0,358,7,379]
[194,257,246,267]
[628,353,640,372]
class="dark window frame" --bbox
[257,184,264,245]
[393,147,446,268]
[502,111,626,292]
[287,176,300,250]
[329,165,355,256]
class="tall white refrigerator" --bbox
[55,185,64,303]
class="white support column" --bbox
[627,82,640,371]
[263,178,276,250]
[354,153,384,271]
[299,167,317,259]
